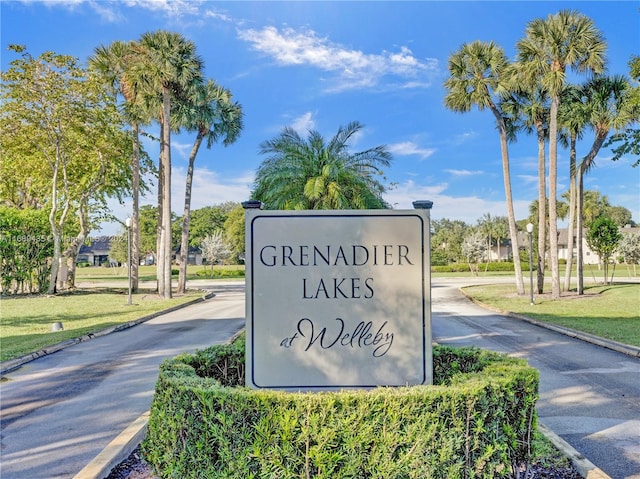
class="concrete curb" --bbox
[460,289,640,358]
[538,422,612,479]
[0,290,215,377]
[73,412,150,479]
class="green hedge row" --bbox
[432,262,536,273]
[143,337,538,479]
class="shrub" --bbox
[143,337,538,479]
[432,262,536,273]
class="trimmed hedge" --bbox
[143,337,538,479]
[431,262,536,273]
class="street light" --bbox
[526,222,534,306]
[125,216,132,305]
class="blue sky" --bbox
[2,1,639,235]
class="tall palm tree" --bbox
[89,40,147,292]
[575,75,631,294]
[501,83,550,293]
[557,84,588,292]
[135,30,204,298]
[253,121,392,210]
[517,10,606,299]
[174,81,244,294]
[444,40,525,295]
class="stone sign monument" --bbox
[244,202,432,390]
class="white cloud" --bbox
[237,26,439,93]
[517,174,538,185]
[452,131,478,145]
[122,0,201,17]
[444,169,485,177]
[98,167,253,235]
[388,141,435,160]
[290,112,316,134]
[385,180,530,224]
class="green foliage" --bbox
[223,205,246,264]
[432,262,535,273]
[253,121,392,210]
[144,339,538,479]
[0,206,53,294]
[195,267,245,279]
[587,216,623,284]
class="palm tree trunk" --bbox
[492,108,524,294]
[131,123,140,292]
[160,87,173,299]
[576,129,609,294]
[156,132,164,297]
[576,166,585,294]
[536,124,546,294]
[548,96,561,299]
[563,135,577,292]
[177,132,205,294]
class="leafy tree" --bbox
[136,30,204,298]
[517,10,606,298]
[108,231,128,265]
[253,121,392,210]
[187,204,234,247]
[617,232,640,275]
[607,206,634,228]
[223,204,246,264]
[604,55,640,167]
[1,45,133,293]
[175,81,243,294]
[586,216,622,284]
[200,231,232,276]
[461,231,488,275]
[431,218,472,264]
[0,206,53,294]
[444,40,525,294]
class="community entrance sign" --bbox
[244,206,432,390]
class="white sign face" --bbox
[245,209,432,390]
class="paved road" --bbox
[0,281,245,479]
[431,278,640,479]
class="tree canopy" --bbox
[253,121,392,210]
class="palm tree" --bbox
[501,83,550,293]
[575,75,631,294]
[444,40,525,295]
[517,10,606,299]
[253,121,392,210]
[557,84,588,292]
[135,30,204,298]
[89,40,147,292]
[175,81,244,294]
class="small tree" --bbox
[462,231,488,276]
[586,216,622,284]
[200,231,231,277]
[617,232,640,276]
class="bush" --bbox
[144,336,539,479]
[432,262,536,273]
[195,267,245,278]
[76,262,91,268]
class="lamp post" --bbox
[526,222,534,305]
[125,217,132,305]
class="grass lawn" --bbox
[0,288,204,362]
[462,282,640,347]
